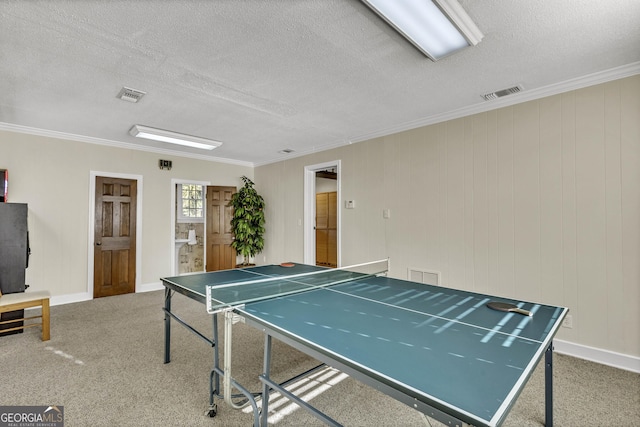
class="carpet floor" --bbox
[0,290,638,426]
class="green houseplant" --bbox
[230,176,266,266]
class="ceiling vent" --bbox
[117,87,146,103]
[482,85,523,101]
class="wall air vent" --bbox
[482,85,523,101]
[408,268,441,286]
[117,87,146,103]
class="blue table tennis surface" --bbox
[162,263,566,427]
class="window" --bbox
[178,184,204,222]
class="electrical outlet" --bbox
[562,314,573,329]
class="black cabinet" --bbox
[0,203,29,335]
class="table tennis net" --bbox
[206,259,389,314]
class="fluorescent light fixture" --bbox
[129,125,222,150]
[361,0,483,61]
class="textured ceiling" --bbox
[1,1,639,166]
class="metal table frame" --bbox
[163,286,329,426]
[162,273,559,427]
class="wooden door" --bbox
[206,186,236,271]
[94,177,137,298]
[315,191,337,267]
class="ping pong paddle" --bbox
[486,301,532,317]
[280,262,295,268]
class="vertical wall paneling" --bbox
[407,132,420,263]
[366,139,387,263]
[446,119,466,289]
[422,128,440,271]
[539,95,564,305]
[340,148,357,264]
[472,114,489,294]
[382,138,397,263]
[464,117,475,290]
[486,110,499,300]
[436,123,449,286]
[285,160,304,262]
[575,85,608,347]
[513,102,541,303]
[561,91,579,340]
[254,75,640,358]
[409,129,426,267]
[619,76,640,354]
[496,108,516,298]
[350,144,366,260]
[603,81,625,351]
[396,131,413,267]
[358,142,377,263]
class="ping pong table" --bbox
[161,260,568,427]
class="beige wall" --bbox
[256,75,640,360]
[1,131,252,298]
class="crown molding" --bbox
[256,62,640,166]
[345,61,640,147]
[2,62,638,168]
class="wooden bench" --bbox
[0,290,50,341]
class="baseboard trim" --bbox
[137,282,164,293]
[50,292,92,307]
[46,282,164,307]
[554,339,640,373]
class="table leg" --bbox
[41,297,50,341]
[209,314,220,413]
[164,287,172,364]
[260,334,273,427]
[545,341,553,427]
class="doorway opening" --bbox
[315,170,337,267]
[304,160,341,267]
[171,179,209,276]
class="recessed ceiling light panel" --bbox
[129,125,222,150]
[361,0,483,61]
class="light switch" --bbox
[345,200,355,209]
[383,209,391,219]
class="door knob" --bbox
[96,242,102,246]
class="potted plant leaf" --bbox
[230,176,266,267]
